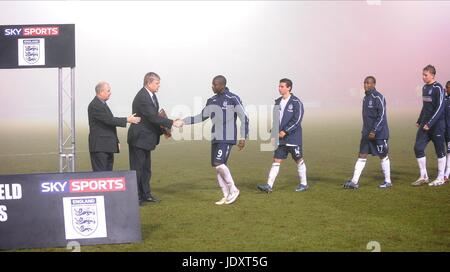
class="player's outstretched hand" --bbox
[238,140,246,151]
[173,119,184,128]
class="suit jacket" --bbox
[127,88,173,151]
[88,96,127,153]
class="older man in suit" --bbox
[127,72,182,205]
[88,81,141,171]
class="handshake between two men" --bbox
[172,119,184,128]
[161,112,246,151]
[124,109,183,139]
[158,108,183,139]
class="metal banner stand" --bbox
[58,67,75,172]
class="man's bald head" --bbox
[95,81,111,101]
[95,81,110,94]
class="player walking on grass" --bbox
[343,76,392,189]
[257,78,308,193]
[182,75,249,205]
[412,65,446,187]
[442,81,450,183]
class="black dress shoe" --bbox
[144,195,160,203]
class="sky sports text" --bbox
[3,26,59,37]
[40,177,126,193]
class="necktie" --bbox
[152,94,159,110]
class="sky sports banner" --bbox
[0,24,75,68]
[0,171,141,250]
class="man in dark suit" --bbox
[88,81,141,171]
[127,72,183,205]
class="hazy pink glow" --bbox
[278,1,450,108]
[0,1,450,123]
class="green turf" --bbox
[1,111,450,251]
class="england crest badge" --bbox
[71,198,98,236]
[18,38,46,66]
[63,196,107,240]
[23,39,40,64]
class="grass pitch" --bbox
[1,110,450,252]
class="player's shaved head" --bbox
[364,76,376,92]
[213,75,227,86]
[212,75,227,94]
[445,81,450,96]
[364,76,376,84]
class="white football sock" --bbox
[351,158,367,184]
[417,157,428,179]
[445,154,450,178]
[216,164,238,193]
[297,160,307,185]
[381,156,391,183]
[437,157,446,180]
[267,162,280,188]
[216,172,229,198]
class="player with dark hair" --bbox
[343,76,391,189]
[257,78,308,193]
